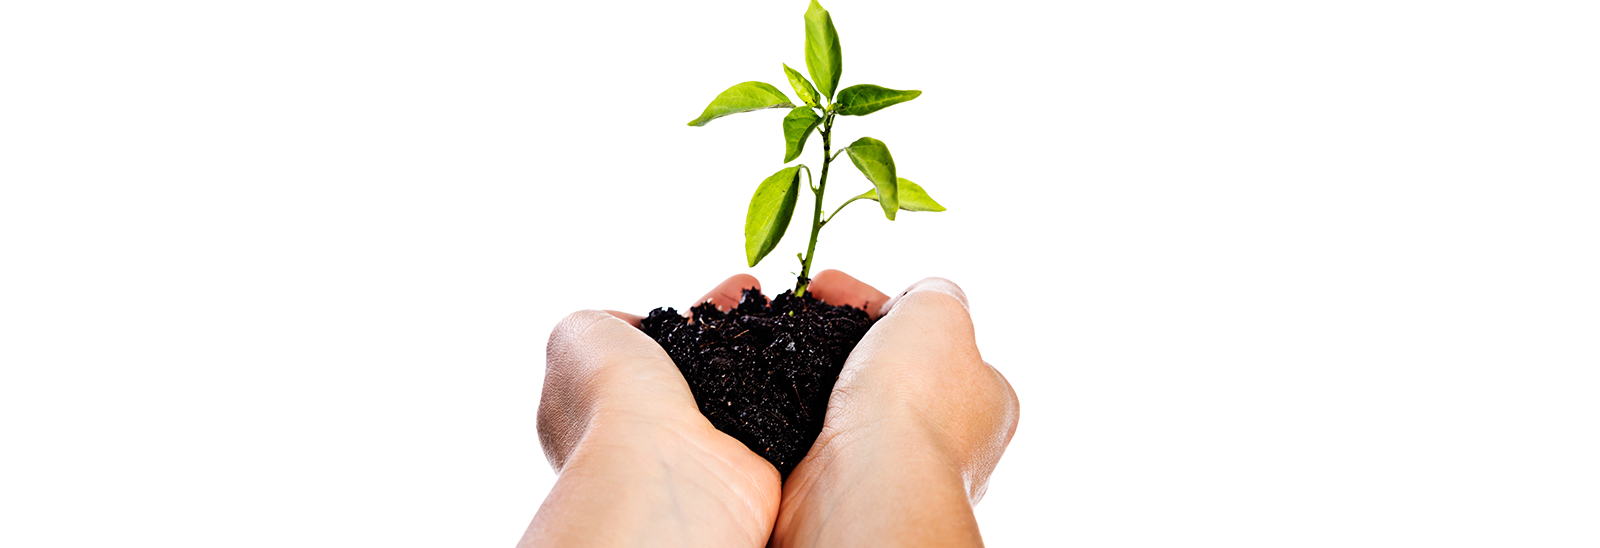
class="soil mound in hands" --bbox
[642,288,873,478]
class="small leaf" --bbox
[745,166,804,267]
[835,84,921,116]
[843,137,898,220]
[781,107,822,163]
[850,178,946,212]
[783,64,821,108]
[803,0,842,100]
[688,82,794,127]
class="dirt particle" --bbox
[642,288,872,478]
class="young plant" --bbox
[688,0,945,297]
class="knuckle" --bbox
[971,363,1015,408]
[894,288,971,320]
[985,361,1022,441]
[543,310,632,395]
[546,309,615,358]
[896,278,966,312]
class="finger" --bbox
[695,273,762,312]
[807,269,891,319]
[880,277,971,318]
[602,310,643,328]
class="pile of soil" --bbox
[642,288,873,478]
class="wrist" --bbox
[523,417,779,548]
[773,414,981,547]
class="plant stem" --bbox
[823,194,864,225]
[795,112,834,296]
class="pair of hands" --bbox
[519,271,1019,547]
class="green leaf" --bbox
[803,0,842,100]
[687,82,794,127]
[783,64,822,108]
[850,178,946,212]
[835,84,921,116]
[781,107,822,163]
[843,137,898,220]
[745,166,804,267]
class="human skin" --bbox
[516,276,780,548]
[773,271,1020,547]
[518,271,1019,547]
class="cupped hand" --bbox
[772,270,1021,548]
[520,275,781,548]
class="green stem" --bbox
[823,194,865,225]
[795,112,835,296]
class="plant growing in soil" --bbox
[644,0,945,478]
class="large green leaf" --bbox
[744,166,804,267]
[687,82,794,127]
[835,84,921,116]
[850,178,946,212]
[803,1,842,100]
[844,137,897,219]
[783,64,821,108]
[781,107,822,163]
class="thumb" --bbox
[876,275,972,318]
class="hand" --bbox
[518,275,781,548]
[772,270,1021,547]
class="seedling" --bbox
[688,0,945,297]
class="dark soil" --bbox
[642,288,873,478]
